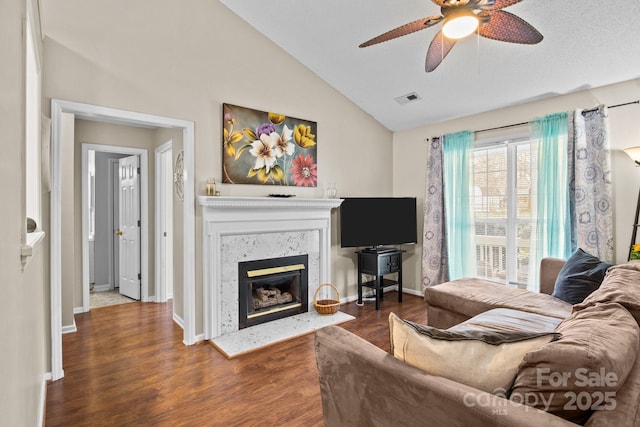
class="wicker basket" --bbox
[313,283,340,315]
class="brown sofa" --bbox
[424,258,572,328]
[315,259,640,426]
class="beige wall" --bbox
[42,0,393,333]
[0,0,49,424]
[393,78,640,292]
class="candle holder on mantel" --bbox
[205,178,216,196]
[326,182,338,198]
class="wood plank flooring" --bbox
[45,291,428,426]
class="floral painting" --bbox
[222,103,318,187]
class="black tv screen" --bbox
[340,197,417,249]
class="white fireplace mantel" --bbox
[199,196,343,340]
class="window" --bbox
[22,3,45,267]
[473,139,533,287]
[25,9,41,229]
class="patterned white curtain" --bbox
[422,137,449,294]
[568,105,614,262]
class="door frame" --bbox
[155,140,173,303]
[108,157,121,290]
[50,99,196,381]
[81,145,147,311]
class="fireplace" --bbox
[238,255,309,329]
[199,196,343,340]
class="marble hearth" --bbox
[199,196,344,343]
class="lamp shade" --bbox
[624,146,640,165]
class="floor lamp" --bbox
[624,146,640,261]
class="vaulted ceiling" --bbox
[220,0,640,131]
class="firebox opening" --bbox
[239,255,308,329]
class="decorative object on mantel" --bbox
[268,194,295,198]
[314,283,340,315]
[205,177,216,196]
[326,182,337,198]
[173,150,184,201]
[222,103,317,187]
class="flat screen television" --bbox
[340,197,417,251]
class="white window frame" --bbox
[22,1,45,267]
[473,135,531,286]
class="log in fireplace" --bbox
[238,254,309,329]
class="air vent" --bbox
[394,92,421,105]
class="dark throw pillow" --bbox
[552,248,613,304]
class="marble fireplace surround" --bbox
[199,196,344,341]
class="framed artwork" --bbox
[222,103,317,187]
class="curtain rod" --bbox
[427,100,639,142]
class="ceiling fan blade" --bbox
[359,15,443,48]
[479,10,543,44]
[478,0,523,11]
[425,30,457,72]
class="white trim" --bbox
[25,0,42,68]
[340,286,422,303]
[182,123,196,346]
[82,144,149,311]
[173,312,184,329]
[73,306,84,314]
[21,231,45,268]
[61,319,77,334]
[50,99,196,381]
[154,140,173,304]
[92,284,111,292]
[38,374,48,427]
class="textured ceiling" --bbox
[219,0,640,131]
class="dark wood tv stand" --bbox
[356,249,404,310]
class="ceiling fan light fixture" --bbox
[442,9,479,39]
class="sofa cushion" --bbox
[449,308,563,335]
[510,302,639,424]
[551,248,613,304]
[389,312,558,394]
[573,262,640,323]
[425,278,573,321]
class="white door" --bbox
[118,155,141,300]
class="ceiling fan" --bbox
[359,0,543,72]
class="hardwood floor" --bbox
[45,291,428,426]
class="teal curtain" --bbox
[529,112,572,289]
[443,130,476,280]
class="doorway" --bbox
[83,146,146,310]
[50,99,196,381]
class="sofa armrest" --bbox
[540,257,566,295]
[315,325,575,427]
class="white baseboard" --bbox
[73,306,85,314]
[92,284,112,292]
[340,286,423,303]
[403,288,423,297]
[61,319,77,334]
[173,312,184,329]
[38,373,50,427]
